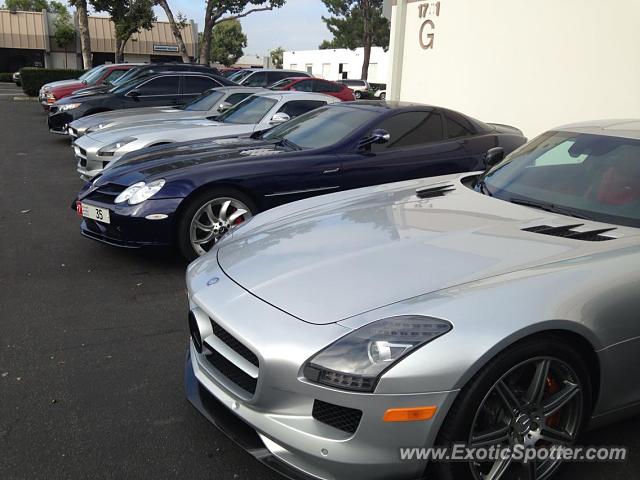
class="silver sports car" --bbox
[66,86,265,140]
[185,120,640,480]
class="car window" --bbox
[292,80,313,92]
[103,69,126,84]
[78,65,103,82]
[226,92,252,105]
[278,100,327,118]
[533,139,588,166]
[445,112,475,139]
[371,111,444,152]
[83,66,107,84]
[268,71,299,84]
[243,71,268,87]
[184,75,219,94]
[270,78,297,90]
[183,90,225,111]
[135,76,180,96]
[263,105,379,149]
[217,95,278,124]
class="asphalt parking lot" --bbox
[0,83,638,480]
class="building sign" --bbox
[418,1,441,50]
[153,44,179,53]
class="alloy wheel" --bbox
[468,356,584,480]
[189,197,252,256]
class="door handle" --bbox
[323,167,340,174]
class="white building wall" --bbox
[387,0,640,138]
[283,47,389,84]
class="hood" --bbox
[79,109,201,133]
[214,175,638,324]
[57,92,112,104]
[42,79,81,91]
[94,137,285,185]
[83,118,227,143]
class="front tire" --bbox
[430,336,592,480]
[354,91,362,99]
[379,92,386,100]
[177,188,256,261]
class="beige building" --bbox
[0,9,198,72]
[383,0,640,138]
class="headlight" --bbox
[303,316,452,392]
[97,137,136,157]
[114,179,165,205]
[57,103,82,111]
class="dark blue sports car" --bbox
[74,101,527,259]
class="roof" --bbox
[331,100,429,111]
[555,119,640,140]
[0,10,46,50]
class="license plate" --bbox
[81,203,110,224]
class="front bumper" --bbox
[185,263,458,480]
[74,134,127,180]
[75,196,182,248]
[48,109,75,134]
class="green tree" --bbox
[90,0,156,62]
[321,0,389,80]
[269,46,283,69]
[210,19,246,67]
[52,3,76,67]
[199,1,286,65]
[2,0,66,11]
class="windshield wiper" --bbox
[276,138,301,151]
[476,178,492,196]
[510,198,594,220]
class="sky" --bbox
[153,0,332,57]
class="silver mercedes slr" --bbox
[185,120,640,480]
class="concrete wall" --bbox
[284,47,389,83]
[46,51,80,69]
[387,0,640,138]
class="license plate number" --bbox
[81,203,110,224]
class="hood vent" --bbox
[522,224,616,241]
[416,184,455,199]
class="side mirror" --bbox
[484,147,505,168]
[359,128,390,148]
[217,101,232,112]
[269,112,290,125]
[128,89,140,99]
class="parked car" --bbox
[39,63,141,109]
[72,91,339,180]
[67,86,264,140]
[12,71,21,86]
[374,89,387,100]
[219,67,243,78]
[232,68,312,87]
[73,101,525,259]
[337,79,373,99]
[184,119,640,480]
[37,65,105,107]
[271,77,355,101]
[48,71,236,134]
[71,63,223,98]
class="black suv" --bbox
[48,71,236,133]
[71,63,222,97]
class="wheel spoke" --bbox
[194,220,213,231]
[218,200,231,222]
[496,380,522,417]
[471,425,510,448]
[205,204,217,224]
[228,209,247,224]
[193,230,217,245]
[542,381,580,417]
[525,459,538,480]
[539,425,574,446]
[484,457,512,480]
[525,359,550,406]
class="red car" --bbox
[39,63,141,110]
[271,77,356,101]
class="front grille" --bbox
[49,106,58,114]
[210,319,259,367]
[205,349,257,395]
[79,147,87,157]
[87,183,127,204]
[312,400,362,434]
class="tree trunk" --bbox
[157,0,191,63]
[115,37,127,63]
[360,0,372,80]
[75,0,92,69]
[199,0,217,65]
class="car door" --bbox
[130,75,181,107]
[182,75,221,104]
[340,109,476,189]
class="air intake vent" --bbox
[416,184,455,199]
[522,224,616,241]
[312,400,363,434]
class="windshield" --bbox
[228,70,252,83]
[217,95,277,124]
[262,105,378,150]
[78,66,102,82]
[82,66,107,84]
[183,89,225,111]
[483,130,640,228]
